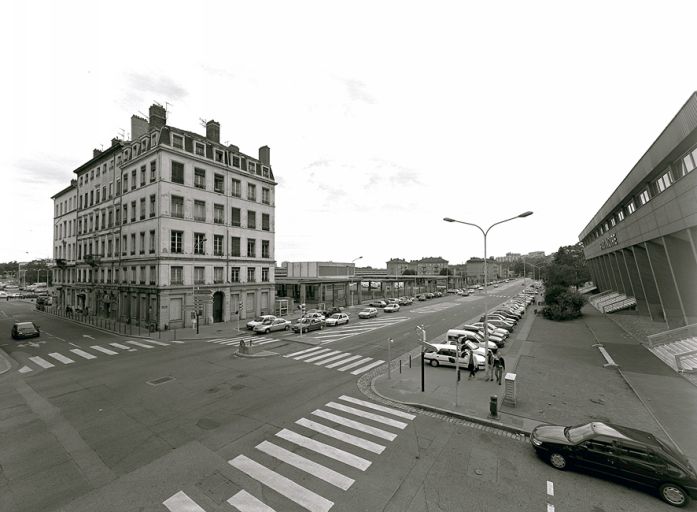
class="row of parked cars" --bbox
[246,307,352,334]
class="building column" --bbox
[621,247,648,317]
[613,250,632,297]
[664,229,697,325]
[644,239,683,328]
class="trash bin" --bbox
[489,395,499,419]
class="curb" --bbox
[235,350,279,359]
[0,347,14,376]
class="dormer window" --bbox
[172,134,184,149]
[195,142,205,156]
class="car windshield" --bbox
[330,314,341,319]
[253,317,265,322]
[261,319,273,324]
[565,423,595,443]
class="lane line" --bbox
[28,356,54,369]
[229,454,333,512]
[547,480,554,496]
[69,349,97,360]
[227,489,276,512]
[90,345,118,355]
[162,490,207,512]
[276,428,371,470]
[293,348,331,360]
[109,343,134,350]
[126,340,154,349]
[47,353,75,364]
[304,350,341,363]
[311,409,397,441]
[256,440,354,490]
[313,353,351,366]
[141,339,169,346]
[338,395,417,420]
[296,417,385,454]
[325,402,408,429]
[337,357,372,372]
[324,355,361,368]
[284,346,325,358]
[350,360,385,375]
[547,504,555,512]
[169,340,185,344]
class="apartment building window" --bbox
[150,265,156,285]
[150,161,157,182]
[231,178,241,197]
[617,210,625,222]
[96,188,100,203]
[100,240,105,256]
[248,161,256,174]
[215,150,224,163]
[139,232,145,254]
[131,170,136,190]
[79,195,83,209]
[171,161,184,184]
[149,230,156,253]
[171,196,184,218]
[194,233,206,254]
[194,168,206,189]
[149,195,156,217]
[214,204,224,224]
[140,265,146,284]
[214,234,223,255]
[247,238,256,258]
[122,235,127,255]
[172,134,184,149]
[214,173,224,193]
[195,142,205,156]
[108,209,113,227]
[262,240,270,258]
[101,212,106,230]
[656,170,673,193]
[116,179,121,195]
[230,267,240,282]
[194,266,205,285]
[194,200,206,222]
[123,173,128,190]
[107,268,111,284]
[627,201,636,215]
[90,190,94,206]
[131,266,137,284]
[129,201,135,222]
[231,237,241,257]
[262,188,270,204]
[233,156,240,168]
[171,266,183,284]
[262,267,269,282]
[638,189,651,206]
[214,267,223,284]
[247,183,256,201]
[108,239,113,257]
[247,211,256,229]
[115,237,120,255]
[130,234,136,255]
[140,165,146,186]
[247,267,256,283]
[140,198,146,219]
[610,218,616,227]
[116,208,121,225]
[231,207,241,226]
[262,213,270,231]
[171,231,183,253]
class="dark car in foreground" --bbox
[530,421,697,507]
[11,321,40,340]
[291,318,325,334]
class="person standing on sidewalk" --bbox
[485,349,495,381]
[494,353,506,385]
[466,348,477,380]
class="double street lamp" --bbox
[443,211,533,379]
[350,256,363,306]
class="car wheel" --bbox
[285,325,289,330]
[265,328,271,334]
[320,324,324,330]
[429,360,439,367]
[549,452,567,470]
[659,483,689,507]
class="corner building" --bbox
[51,104,276,330]
[579,93,697,329]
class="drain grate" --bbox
[147,376,175,386]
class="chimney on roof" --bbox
[149,104,167,130]
[206,120,220,143]
[259,145,270,165]
[93,149,102,158]
[131,115,149,140]
[111,137,120,147]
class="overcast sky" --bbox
[2,1,696,268]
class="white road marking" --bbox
[162,490,207,512]
[82,334,95,340]
[276,428,371,471]
[324,355,361,368]
[284,346,324,358]
[18,366,32,374]
[325,402,408,429]
[169,340,185,344]
[256,440,354,490]
[90,345,118,355]
[339,395,417,420]
[296,417,385,454]
[126,340,154,349]
[337,357,372,372]
[70,348,97,360]
[229,454,333,512]
[311,409,397,441]
[304,350,341,363]
[547,504,555,512]
[48,353,74,364]
[293,348,331,360]
[313,352,351,366]
[109,343,134,351]
[141,339,169,346]
[227,489,276,511]
[350,360,385,375]
[547,480,554,496]
[28,356,54,369]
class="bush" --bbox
[542,289,586,321]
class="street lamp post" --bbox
[444,211,533,380]
[193,237,207,334]
[350,256,362,306]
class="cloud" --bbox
[125,73,188,102]
[389,169,421,186]
[370,159,422,186]
[14,157,75,186]
[340,78,375,104]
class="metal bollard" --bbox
[399,360,402,374]
[489,395,499,419]
[409,354,412,368]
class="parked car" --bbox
[384,303,400,313]
[460,325,505,345]
[246,315,277,330]
[472,322,509,339]
[425,293,434,299]
[304,312,327,322]
[325,313,350,326]
[292,318,325,333]
[358,307,379,319]
[417,295,427,301]
[253,318,291,334]
[446,329,499,350]
[319,307,343,317]
[369,300,387,308]
[531,421,697,507]
[487,319,514,332]
[424,343,485,370]
[11,321,40,340]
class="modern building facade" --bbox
[579,93,697,329]
[51,104,276,329]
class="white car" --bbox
[472,322,509,339]
[246,314,277,330]
[253,318,291,334]
[384,303,400,313]
[424,343,485,370]
[325,313,350,326]
[358,307,379,319]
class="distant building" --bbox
[465,257,500,282]
[385,256,449,276]
[525,251,546,258]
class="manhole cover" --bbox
[147,376,175,386]
[197,418,220,430]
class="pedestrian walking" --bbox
[466,348,477,380]
[494,353,506,385]
[485,349,495,381]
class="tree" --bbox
[439,268,453,275]
[547,243,590,288]
[402,269,417,275]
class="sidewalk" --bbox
[372,304,697,467]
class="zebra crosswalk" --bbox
[283,346,385,375]
[16,338,184,374]
[163,394,416,512]
[410,301,461,314]
[309,316,409,345]
[204,334,281,348]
